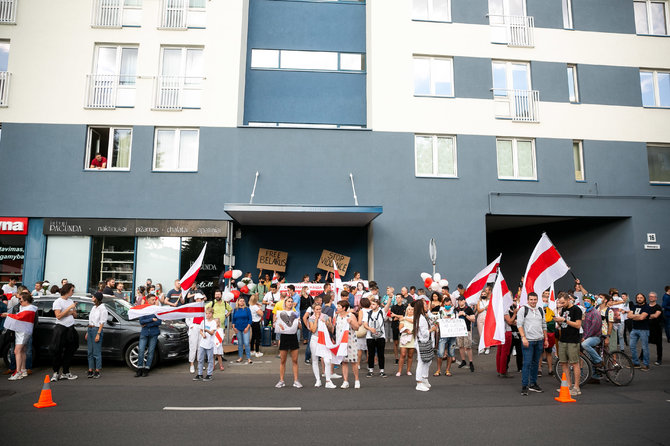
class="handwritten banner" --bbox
[257,248,288,272]
[437,318,468,337]
[317,249,350,275]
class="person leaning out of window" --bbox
[86,292,108,379]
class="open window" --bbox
[85,126,132,170]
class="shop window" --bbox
[89,236,135,294]
[85,126,132,170]
[180,237,226,299]
[0,234,24,286]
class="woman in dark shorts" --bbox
[275,296,302,388]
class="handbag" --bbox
[356,325,367,338]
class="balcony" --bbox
[153,76,203,110]
[0,71,10,106]
[85,74,136,109]
[489,15,535,47]
[159,0,205,29]
[0,0,16,24]
[91,0,141,28]
[493,89,539,122]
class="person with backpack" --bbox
[363,297,391,378]
[516,292,548,396]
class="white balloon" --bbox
[420,272,431,281]
[223,291,234,302]
[232,269,243,280]
[439,279,449,287]
[430,282,440,292]
[433,273,441,282]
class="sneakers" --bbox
[640,366,649,371]
[142,369,149,377]
[60,373,78,380]
[354,380,360,389]
[189,364,195,374]
[485,348,490,355]
[366,371,374,378]
[193,375,203,381]
[8,372,21,381]
[469,362,474,372]
[423,380,431,388]
[93,371,101,379]
[654,361,661,366]
[416,382,429,392]
[380,372,387,378]
[341,381,350,389]
[331,373,342,379]
[521,386,529,396]
[395,372,401,377]
[87,371,94,379]
[570,388,582,396]
[314,380,322,388]
[537,370,542,377]
[256,352,264,358]
[458,361,467,368]
[528,384,544,393]
[293,381,303,388]
[633,364,641,369]
[203,375,212,381]
[275,380,285,388]
[135,369,143,377]
[51,374,60,382]
[325,381,336,389]
[305,359,311,364]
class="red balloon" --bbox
[424,278,433,288]
[223,270,233,279]
[232,290,240,298]
[240,285,250,294]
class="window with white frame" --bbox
[567,64,579,103]
[250,49,365,72]
[640,69,670,107]
[0,40,9,107]
[86,45,138,108]
[414,135,457,177]
[573,140,584,181]
[160,0,205,29]
[496,138,536,180]
[413,56,454,97]
[634,0,669,35]
[648,145,670,183]
[155,47,204,109]
[562,0,573,29]
[85,126,132,170]
[412,0,451,22]
[153,128,199,171]
[92,0,142,28]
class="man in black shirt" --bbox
[455,297,476,372]
[390,295,407,364]
[165,280,183,307]
[555,292,583,395]
[628,293,652,370]
[102,278,116,296]
[647,292,663,366]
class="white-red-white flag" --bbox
[128,304,160,320]
[271,271,279,284]
[520,234,569,306]
[478,271,509,353]
[180,243,207,298]
[4,305,37,335]
[156,301,206,321]
[548,283,557,312]
[333,260,343,301]
[464,254,501,306]
[315,318,348,364]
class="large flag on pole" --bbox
[464,254,501,306]
[128,304,159,320]
[155,301,206,320]
[478,271,509,353]
[180,243,207,298]
[520,233,569,306]
[333,260,343,301]
[4,305,37,335]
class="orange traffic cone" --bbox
[34,375,57,408]
[555,372,576,403]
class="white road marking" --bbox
[164,406,301,411]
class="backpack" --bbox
[523,305,544,319]
[367,310,384,338]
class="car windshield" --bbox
[105,299,131,321]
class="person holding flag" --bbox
[519,234,569,306]
[2,291,37,381]
[334,300,361,389]
[193,307,217,381]
[541,290,556,377]
[135,295,162,377]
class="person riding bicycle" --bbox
[581,295,605,377]
[598,294,615,351]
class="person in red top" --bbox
[90,153,107,169]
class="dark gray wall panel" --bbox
[578,65,642,107]
[528,0,564,29]
[531,61,569,103]
[451,0,488,24]
[572,0,635,34]
[454,56,493,99]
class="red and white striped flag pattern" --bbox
[548,283,557,312]
[156,301,206,321]
[479,271,510,353]
[180,243,207,298]
[128,304,159,320]
[520,234,569,306]
[271,272,279,284]
[214,328,224,347]
[333,260,343,301]
[464,254,501,306]
[4,305,37,335]
[315,318,348,364]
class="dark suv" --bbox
[6,295,189,370]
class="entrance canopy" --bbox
[223,204,382,227]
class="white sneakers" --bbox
[8,371,23,381]
[325,381,336,389]
[354,380,360,389]
[341,381,350,389]
[314,380,322,387]
[485,348,490,355]
[275,380,285,388]
[293,381,303,388]
[255,352,264,358]
[416,382,429,392]
[423,380,431,388]
[189,364,195,374]
[50,374,60,382]
[331,373,342,379]
[60,373,77,380]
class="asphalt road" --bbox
[2,346,668,446]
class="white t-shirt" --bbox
[250,304,262,323]
[2,284,17,296]
[53,297,75,327]
[199,319,217,350]
[365,309,386,339]
[263,292,280,310]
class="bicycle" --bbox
[552,352,592,387]
[553,339,634,386]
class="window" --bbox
[573,140,584,181]
[413,56,454,97]
[75,302,94,321]
[492,60,538,121]
[155,47,204,109]
[414,135,457,177]
[153,128,199,171]
[412,0,451,22]
[634,0,669,35]
[648,145,670,183]
[160,0,206,29]
[250,49,365,72]
[640,69,670,107]
[567,64,579,103]
[488,0,534,47]
[85,126,132,170]
[0,40,9,106]
[86,45,138,108]
[562,0,573,29]
[496,138,536,180]
[92,0,142,28]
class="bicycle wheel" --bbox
[553,353,591,386]
[552,356,562,384]
[605,351,634,386]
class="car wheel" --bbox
[124,340,158,370]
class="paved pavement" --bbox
[1,345,668,445]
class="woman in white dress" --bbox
[335,299,360,389]
[308,303,335,388]
[413,299,437,391]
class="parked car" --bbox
[3,295,188,370]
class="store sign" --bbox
[317,249,350,275]
[43,218,228,238]
[257,248,288,272]
[0,217,28,235]
[0,245,24,262]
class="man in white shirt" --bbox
[51,283,79,381]
[2,278,17,297]
[31,281,45,297]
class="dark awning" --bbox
[223,204,382,227]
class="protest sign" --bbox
[317,250,350,275]
[257,248,288,272]
[437,318,468,337]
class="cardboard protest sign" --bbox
[257,248,288,272]
[317,250,350,275]
[437,318,468,337]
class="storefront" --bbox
[42,218,228,297]
[0,217,28,287]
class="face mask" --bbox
[444,305,452,310]
[542,302,548,308]
[596,298,603,306]
[584,301,592,310]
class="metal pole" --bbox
[349,173,358,206]
[249,171,259,204]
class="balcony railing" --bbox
[0,71,10,106]
[160,0,187,29]
[154,76,203,110]
[85,74,136,109]
[0,0,17,24]
[493,89,540,122]
[92,0,122,27]
[489,15,535,47]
